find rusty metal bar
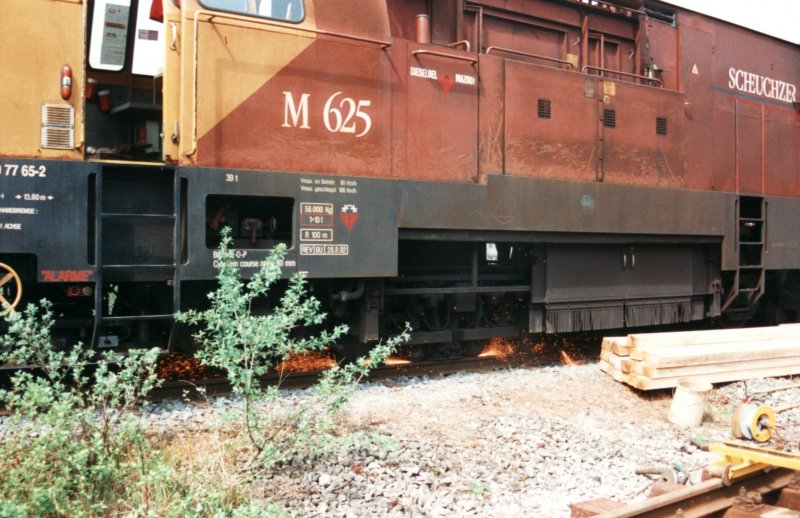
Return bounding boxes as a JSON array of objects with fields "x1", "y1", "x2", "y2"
[
  {"x1": 582, "y1": 65, "x2": 662, "y2": 86},
  {"x1": 634, "y1": 17, "x2": 642, "y2": 80},
  {"x1": 485, "y1": 46, "x2": 575, "y2": 69},
  {"x1": 412, "y1": 50, "x2": 478, "y2": 65},
  {"x1": 580, "y1": 14, "x2": 588, "y2": 71},
  {"x1": 594, "y1": 469, "x2": 795, "y2": 518}
]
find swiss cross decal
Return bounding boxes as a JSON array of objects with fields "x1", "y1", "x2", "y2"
[{"x1": 339, "y1": 204, "x2": 359, "y2": 230}]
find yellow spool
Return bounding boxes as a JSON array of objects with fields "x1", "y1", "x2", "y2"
[{"x1": 735, "y1": 404, "x2": 776, "y2": 442}]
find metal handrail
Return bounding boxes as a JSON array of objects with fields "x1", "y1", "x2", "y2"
[
  {"x1": 412, "y1": 49, "x2": 478, "y2": 65},
  {"x1": 582, "y1": 65, "x2": 662, "y2": 86},
  {"x1": 192, "y1": 9, "x2": 391, "y2": 48},
  {"x1": 447, "y1": 40, "x2": 471, "y2": 52},
  {"x1": 183, "y1": 9, "x2": 392, "y2": 158},
  {"x1": 485, "y1": 46, "x2": 574, "y2": 69}
]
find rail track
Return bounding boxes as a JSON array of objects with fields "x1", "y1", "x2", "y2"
[
  {"x1": 592, "y1": 469, "x2": 800, "y2": 517},
  {"x1": 149, "y1": 354, "x2": 516, "y2": 401}
]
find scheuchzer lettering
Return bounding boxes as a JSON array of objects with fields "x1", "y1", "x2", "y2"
[{"x1": 728, "y1": 68, "x2": 797, "y2": 103}]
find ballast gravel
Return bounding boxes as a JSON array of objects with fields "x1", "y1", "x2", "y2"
[
  {"x1": 7, "y1": 361, "x2": 799, "y2": 516},
  {"x1": 139, "y1": 362, "x2": 800, "y2": 516}
]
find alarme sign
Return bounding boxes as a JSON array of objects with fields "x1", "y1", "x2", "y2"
[{"x1": 728, "y1": 67, "x2": 797, "y2": 103}]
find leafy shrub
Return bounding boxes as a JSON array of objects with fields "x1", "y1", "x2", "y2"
[
  {"x1": 0, "y1": 301, "x2": 175, "y2": 516},
  {"x1": 0, "y1": 302, "x2": 275, "y2": 517},
  {"x1": 178, "y1": 229, "x2": 409, "y2": 471},
  {"x1": 0, "y1": 229, "x2": 408, "y2": 515}
]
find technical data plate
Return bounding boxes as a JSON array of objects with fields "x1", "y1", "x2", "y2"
[
  {"x1": 0, "y1": 158, "x2": 96, "y2": 283},
  {"x1": 180, "y1": 167, "x2": 399, "y2": 280}
]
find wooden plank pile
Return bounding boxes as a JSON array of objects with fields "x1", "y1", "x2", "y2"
[{"x1": 599, "y1": 324, "x2": 800, "y2": 390}]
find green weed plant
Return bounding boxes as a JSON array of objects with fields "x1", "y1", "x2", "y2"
[
  {"x1": 0, "y1": 229, "x2": 407, "y2": 515},
  {"x1": 178, "y1": 229, "x2": 409, "y2": 472},
  {"x1": 0, "y1": 301, "x2": 181, "y2": 516}
]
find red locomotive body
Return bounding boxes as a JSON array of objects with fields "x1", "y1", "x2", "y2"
[{"x1": 0, "y1": 0, "x2": 798, "y2": 359}]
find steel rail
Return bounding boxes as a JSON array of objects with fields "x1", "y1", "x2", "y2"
[
  {"x1": 149, "y1": 355, "x2": 511, "y2": 401},
  {"x1": 594, "y1": 468, "x2": 795, "y2": 518}
]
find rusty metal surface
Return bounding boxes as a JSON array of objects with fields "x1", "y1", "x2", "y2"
[
  {"x1": 400, "y1": 40, "x2": 479, "y2": 181},
  {"x1": 315, "y1": 0, "x2": 391, "y2": 43},
  {"x1": 594, "y1": 468, "x2": 795, "y2": 518},
  {"x1": 397, "y1": 173, "x2": 733, "y2": 239},
  {"x1": 680, "y1": 24, "x2": 716, "y2": 191},
  {"x1": 196, "y1": 35, "x2": 393, "y2": 177},
  {"x1": 602, "y1": 80, "x2": 685, "y2": 188},
  {"x1": 502, "y1": 63, "x2": 597, "y2": 181}
]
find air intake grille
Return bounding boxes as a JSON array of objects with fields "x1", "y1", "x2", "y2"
[
  {"x1": 537, "y1": 99, "x2": 552, "y2": 119},
  {"x1": 656, "y1": 117, "x2": 668, "y2": 136},
  {"x1": 41, "y1": 104, "x2": 74, "y2": 149},
  {"x1": 603, "y1": 109, "x2": 616, "y2": 128}
]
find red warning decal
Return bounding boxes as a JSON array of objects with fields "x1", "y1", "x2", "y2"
[
  {"x1": 339, "y1": 204, "x2": 360, "y2": 230},
  {"x1": 438, "y1": 72, "x2": 455, "y2": 92},
  {"x1": 41, "y1": 269, "x2": 93, "y2": 282}
]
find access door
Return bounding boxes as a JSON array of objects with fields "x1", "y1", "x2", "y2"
[{"x1": 167, "y1": 0, "x2": 393, "y2": 177}]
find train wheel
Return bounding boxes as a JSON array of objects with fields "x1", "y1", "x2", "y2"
[{"x1": 0, "y1": 262, "x2": 23, "y2": 316}]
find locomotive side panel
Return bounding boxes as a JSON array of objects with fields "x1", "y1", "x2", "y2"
[
  {"x1": 601, "y1": 80, "x2": 685, "y2": 188},
  {"x1": 679, "y1": 23, "x2": 716, "y2": 191},
  {"x1": 502, "y1": 64, "x2": 597, "y2": 182},
  {"x1": 477, "y1": 54, "x2": 505, "y2": 180},
  {"x1": 0, "y1": 0, "x2": 85, "y2": 160},
  {"x1": 189, "y1": 12, "x2": 394, "y2": 177},
  {"x1": 764, "y1": 108, "x2": 800, "y2": 197},
  {"x1": 0, "y1": 159, "x2": 95, "y2": 278},
  {"x1": 394, "y1": 39, "x2": 479, "y2": 182},
  {"x1": 686, "y1": 11, "x2": 800, "y2": 197}
]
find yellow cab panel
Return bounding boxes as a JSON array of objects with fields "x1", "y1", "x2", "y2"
[{"x1": 0, "y1": 0, "x2": 85, "y2": 160}]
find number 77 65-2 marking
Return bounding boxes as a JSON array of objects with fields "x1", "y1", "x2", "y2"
[{"x1": 3, "y1": 164, "x2": 48, "y2": 177}]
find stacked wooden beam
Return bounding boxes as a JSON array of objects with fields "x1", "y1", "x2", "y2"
[{"x1": 600, "y1": 324, "x2": 800, "y2": 390}]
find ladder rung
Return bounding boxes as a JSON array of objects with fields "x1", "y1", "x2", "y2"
[
  {"x1": 101, "y1": 213, "x2": 176, "y2": 219},
  {"x1": 101, "y1": 314, "x2": 174, "y2": 323},
  {"x1": 102, "y1": 266, "x2": 176, "y2": 269}
]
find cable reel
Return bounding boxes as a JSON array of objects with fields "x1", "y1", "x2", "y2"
[{"x1": 731, "y1": 403, "x2": 776, "y2": 443}]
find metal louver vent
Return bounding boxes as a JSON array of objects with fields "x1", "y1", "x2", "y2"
[
  {"x1": 603, "y1": 109, "x2": 616, "y2": 128},
  {"x1": 656, "y1": 117, "x2": 668, "y2": 136},
  {"x1": 41, "y1": 103, "x2": 75, "y2": 149},
  {"x1": 537, "y1": 99, "x2": 552, "y2": 119}
]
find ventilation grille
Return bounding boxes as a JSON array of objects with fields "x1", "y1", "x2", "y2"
[
  {"x1": 656, "y1": 117, "x2": 668, "y2": 136},
  {"x1": 625, "y1": 299, "x2": 690, "y2": 327},
  {"x1": 41, "y1": 104, "x2": 75, "y2": 150},
  {"x1": 545, "y1": 302, "x2": 624, "y2": 333},
  {"x1": 537, "y1": 99, "x2": 552, "y2": 119},
  {"x1": 603, "y1": 109, "x2": 616, "y2": 128}
]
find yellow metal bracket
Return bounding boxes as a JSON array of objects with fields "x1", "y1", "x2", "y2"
[{"x1": 709, "y1": 441, "x2": 800, "y2": 485}]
